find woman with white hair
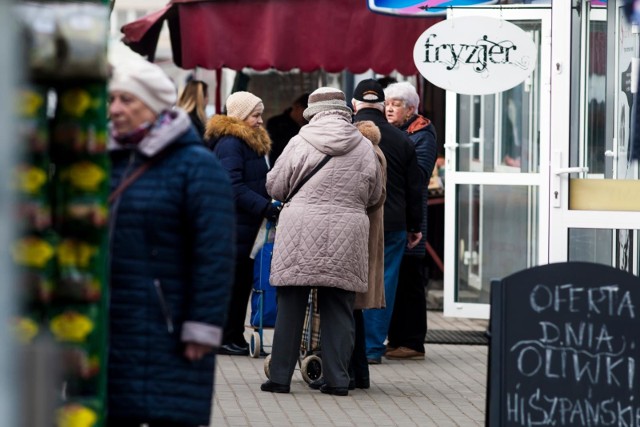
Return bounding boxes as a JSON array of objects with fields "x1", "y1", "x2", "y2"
[
  {"x1": 108, "y1": 58, "x2": 235, "y2": 426},
  {"x1": 383, "y1": 81, "x2": 438, "y2": 361},
  {"x1": 261, "y1": 87, "x2": 384, "y2": 396}
]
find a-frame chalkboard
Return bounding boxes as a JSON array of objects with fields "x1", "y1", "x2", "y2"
[{"x1": 487, "y1": 262, "x2": 640, "y2": 427}]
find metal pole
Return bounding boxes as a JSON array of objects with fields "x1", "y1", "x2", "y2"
[
  {"x1": 0, "y1": 0, "x2": 19, "y2": 424},
  {"x1": 604, "y1": 0, "x2": 617, "y2": 178}
]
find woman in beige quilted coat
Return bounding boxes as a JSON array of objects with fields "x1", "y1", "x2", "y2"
[{"x1": 260, "y1": 87, "x2": 384, "y2": 396}]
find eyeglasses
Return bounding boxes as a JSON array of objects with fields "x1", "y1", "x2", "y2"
[{"x1": 385, "y1": 100, "x2": 406, "y2": 108}]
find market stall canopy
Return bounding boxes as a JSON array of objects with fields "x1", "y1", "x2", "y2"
[{"x1": 121, "y1": 0, "x2": 441, "y2": 75}]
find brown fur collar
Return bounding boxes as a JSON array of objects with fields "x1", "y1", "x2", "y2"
[
  {"x1": 355, "y1": 120, "x2": 381, "y2": 146},
  {"x1": 205, "y1": 115, "x2": 271, "y2": 156}
]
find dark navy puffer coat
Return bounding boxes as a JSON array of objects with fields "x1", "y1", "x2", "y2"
[
  {"x1": 402, "y1": 114, "x2": 438, "y2": 257},
  {"x1": 205, "y1": 115, "x2": 272, "y2": 259},
  {"x1": 108, "y1": 110, "x2": 235, "y2": 425}
]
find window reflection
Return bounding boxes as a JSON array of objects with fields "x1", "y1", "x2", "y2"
[
  {"x1": 455, "y1": 21, "x2": 540, "y2": 174},
  {"x1": 569, "y1": 228, "x2": 637, "y2": 275},
  {"x1": 586, "y1": 21, "x2": 607, "y2": 176},
  {"x1": 501, "y1": 87, "x2": 523, "y2": 168},
  {"x1": 456, "y1": 184, "x2": 538, "y2": 304}
]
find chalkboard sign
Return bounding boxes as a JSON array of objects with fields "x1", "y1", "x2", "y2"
[{"x1": 487, "y1": 262, "x2": 640, "y2": 427}]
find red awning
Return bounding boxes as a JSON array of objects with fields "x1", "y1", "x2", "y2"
[{"x1": 121, "y1": 0, "x2": 441, "y2": 75}]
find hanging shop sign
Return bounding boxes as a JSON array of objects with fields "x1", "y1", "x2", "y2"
[
  {"x1": 367, "y1": 0, "x2": 497, "y2": 16},
  {"x1": 413, "y1": 16, "x2": 537, "y2": 95}
]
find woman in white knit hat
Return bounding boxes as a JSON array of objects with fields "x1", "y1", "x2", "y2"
[
  {"x1": 261, "y1": 87, "x2": 384, "y2": 396},
  {"x1": 107, "y1": 58, "x2": 235, "y2": 426},
  {"x1": 205, "y1": 91, "x2": 280, "y2": 356}
]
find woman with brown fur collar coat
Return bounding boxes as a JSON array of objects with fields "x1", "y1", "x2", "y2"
[{"x1": 205, "y1": 91, "x2": 278, "y2": 355}]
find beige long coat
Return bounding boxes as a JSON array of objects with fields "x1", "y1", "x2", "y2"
[
  {"x1": 354, "y1": 121, "x2": 387, "y2": 309},
  {"x1": 266, "y1": 111, "x2": 384, "y2": 292}
]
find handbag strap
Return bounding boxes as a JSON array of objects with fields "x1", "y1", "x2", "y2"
[
  {"x1": 108, "y1": 152, "x2": 166, "y2": 204},
  {"x1": 284, "y1": 154, "x2": 332, "y2": 204}
]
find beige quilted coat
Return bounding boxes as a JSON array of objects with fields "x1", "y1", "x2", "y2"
[{"x1": 266, "y1": 112, "x2": 384, "y2": 292}]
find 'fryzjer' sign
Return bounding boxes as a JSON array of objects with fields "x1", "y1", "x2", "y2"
[{"x1": 413, "y1": 16, "x2": 537, "y2": 95}]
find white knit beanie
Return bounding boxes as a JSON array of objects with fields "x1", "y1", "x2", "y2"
[
  {"x1": 109, "y1": 59, "x2": 176, "y2": 114},
  {"x1": 226, "y1": 91, "x2": 263, "y2": 120},
  {"x1": 303, "y1": 87, "x2": 352, "y2": 121}
]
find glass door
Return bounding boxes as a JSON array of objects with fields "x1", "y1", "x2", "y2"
[
  {"x1": 444, "y1": 6, "x2": 551, "y2": 319},
  {"x1": 549, "y1": 0, "x2": 640, "y2": 275}
]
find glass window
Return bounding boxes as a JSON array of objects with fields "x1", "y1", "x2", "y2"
[
  {"x1": 455, "y1": 184, "x2": 538, "y2": 304},
  {"x1": 569, "y1": 228, "x2": 637, "y2": 273},
  {"x1": 585, "y1": 21, "x2": 607, "y2": 176},
  {"x1": 455, "y1": 21, "x2": 541, "y2": 174}
]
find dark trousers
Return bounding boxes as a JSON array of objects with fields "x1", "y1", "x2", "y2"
[
  {"x1": 387, "y1": 255, "x2": 427, "y2": 353},
  {"x1": 223, "y1": 256, "x2": 254, "y2": 346},
  {"x1": 270, "y1": 286, "x2": 355, "y2": 388},
  {"x1": 106, "y1": 420, "x2": 195, "y2": 427},
  {"x1": 349, "y1": 309, "x2": 369, "y2": 383}
]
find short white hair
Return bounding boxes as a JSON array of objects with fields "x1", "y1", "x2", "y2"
[{"x1": 384, "y1": 82, "x2": 420, "y2": 110}]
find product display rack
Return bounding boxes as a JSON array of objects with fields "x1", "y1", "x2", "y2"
[{"x1": 12, "y1": 1, "x2": 111, "y2": 426}]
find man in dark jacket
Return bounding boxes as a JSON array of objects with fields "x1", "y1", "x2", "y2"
[
  {"x1": 266, "y1": 93, "x2": 309, "y2": 166},
  {"x1": 352, "y1": 79, "x2": 424, "y2": 365}
]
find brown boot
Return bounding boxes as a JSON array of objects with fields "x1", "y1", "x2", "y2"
[{"x1": 384, "y1": 347, "x2": 425, "y2": 360}]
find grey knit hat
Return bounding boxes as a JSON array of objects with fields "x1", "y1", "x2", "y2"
[
  {"x1": 226, "y1": 91, "x2": 263, "y2": 120},
  {"x1": 303, "y1": 87, "x2": 352, "y2": 121}
]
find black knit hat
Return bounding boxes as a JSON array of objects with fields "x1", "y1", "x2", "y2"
[{"x1": 353, "y1": 79, "x2": 385, "y2": 103}]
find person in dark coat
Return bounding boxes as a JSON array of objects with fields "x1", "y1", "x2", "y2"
[
  {"x1": 384, "y1": 81, "x2": 438, "y2": 361},
  {"x1": 107, "y1": 58, "x2": 235, "y2": 426},
  {"x1": 177, "y1": 79, "x2": 209, "y2": 139},
  {"x1": 205, "y1": 91, "x2": 280, "y2": 356},
  {"x1": 266, "y1": 93, "x2": 309, "y2": 165},
  {"x1": 352, "y1": 79, "x2": 424, "y2": 365}
]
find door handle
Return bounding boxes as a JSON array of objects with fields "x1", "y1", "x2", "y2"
[
  {"x1": 444, "y1": 142, "x2": 473, "y2": 150},
  {"x1": 551, "y1": 151, "x2": 588, "y2": 208},
  {"x1": 554, "y1": 166, "x2": 589, "y2": 175}
]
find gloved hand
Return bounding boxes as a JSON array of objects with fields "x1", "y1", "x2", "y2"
[{"x1": 264, "y1": 200, "x2": 283, "y2": 223}]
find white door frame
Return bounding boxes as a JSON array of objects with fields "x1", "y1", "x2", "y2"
[
  {"x1": 443, "y1": 6, "x2": 552, "y2": 319},
  {"x1": 548, "y1": 1, "x2": 640, "y2": 263}
]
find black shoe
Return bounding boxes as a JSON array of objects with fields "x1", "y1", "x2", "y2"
[
  {"x1": 312, "y1": 377, "x2": 354, "y2": 391},
  {"x1": 234, "y1": 341, "x2": 249, "y2": 350},
  {"x1": 218, "y1": 343, "x2": 249, "y2": 356},
  {"x1": 309, "y1": 378, "x2": 325, "y2": 390},
  {"x1": 320, "y1": 384, "x2": 349, "y2": 396},
  {"x1": 354, "y1": 378, "x2": 370, "y2": 389},
  {"x1": 260, "y1": 380, "x2": 290, "y2": 393}
]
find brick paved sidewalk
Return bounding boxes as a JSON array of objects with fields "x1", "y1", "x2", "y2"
[{"x1": 210, "y1": 311, "x2": 489, "y2": 426}]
